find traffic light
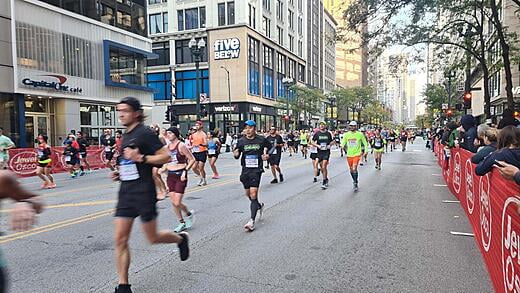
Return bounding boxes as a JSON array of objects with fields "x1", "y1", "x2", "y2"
[
  {"x1": 165, "y1": 105, "x2": 173, "y2": 122},
  {"x1": 200, "y1": 105, "x2": 208, "y2": 117},
  {"x1": 446, "y1": 109, "x2": 453, "y2": 117},
  {"x1": 283, "y1": 115, "x2": 289, "y2": 121},
  {"x1": 463, "y1": 92, "x2": 472, "y2": 109}
]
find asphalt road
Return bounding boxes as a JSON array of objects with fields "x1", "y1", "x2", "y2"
[{"x1": 1, "y1": 138, "x2": 492, "y2": 292}]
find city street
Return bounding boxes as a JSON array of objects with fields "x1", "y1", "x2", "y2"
[{"x1": 1, "y1": 139, "x2": 492, "y2": 292}]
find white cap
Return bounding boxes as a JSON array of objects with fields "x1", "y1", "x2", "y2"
[{"x1": 349, "y1": 121, "x2": 358, "y2": 126}]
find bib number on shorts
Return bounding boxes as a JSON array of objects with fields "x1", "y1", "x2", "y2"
[
  {"x1": 119, "y1": 159, "x2": 140, "y2": 181},
  {"x1": 245, "y1": 155, "x2": 259, "y2": 168},
  {"x1": 208, "y1": 149, "x2": 216, "y2": 155}
]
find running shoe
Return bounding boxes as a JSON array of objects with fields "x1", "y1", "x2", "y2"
[
  {"x1": 321, "y1": 180, "x2": 327, "y2": 190},
  {"x1": 279, "y1": 174, "x2": 284, "y2": 182},
  {"x1": 79, "y1": 171, "x2": 86, "y2": 176},
  {"x1": 270, "y1": 178, "x2": 278, "y2": 184},
  {"x1": 46, "y1": 182, "x2": 57, "y2": 189},
  {"x1": 114, "y1": 284, "x2": 132, "y2": 293},
  {"x1": 197, "y1": 178, "x2": 203, "y2": 186},
  {"x1": 212, "y1": 174, "x2": 220, "y2": 179},
  {"x1": 360, "y1": 162, "x2": 364, "y2": 166},
  {"x1": 324, "y1": 179, "x2": 329, "y2": 188},
  {"x1": 313, "y1": 177, "x2": 317, "y2": 183},
  {"x1": 354, "y1": 183, "x2": 359, "y2": 192},
  {"x1": 177, "y1": 232, "x2": 190, "y2": 261},
  {"x1": 185, "y1": 211, "x2": 194, "y2": 229},
  {"x1": 244, "y1": 219, "x2": 255, "y2": 231},
  {"x1": 258, "y1": 203, "x2": 265, "y2": 221},
  {"x1": 40, "y1": 181, "x2": 48, "y2": 189},
  {"x1": 202, "y1": 178, "x2": 207, "y2": 186},
  {"x1": 174, "y1": 222, "x2": 187, "y2": 233}
]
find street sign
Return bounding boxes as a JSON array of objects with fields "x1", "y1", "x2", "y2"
[
  {"x1": 200, "y1": 93, "x2": 209, "y2": 103},
  {"x1": 442, "y1": 103, "x2": 448, "y2": 110}
]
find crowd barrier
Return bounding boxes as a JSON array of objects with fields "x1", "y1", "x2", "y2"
[
  {"x1": 7, "y1": 147, "x2": 116, "y2": 177},
  {"x1": 435, "y1": 141, "x2": 520, "y2": 292}
]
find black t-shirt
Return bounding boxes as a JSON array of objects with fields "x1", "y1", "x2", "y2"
[
  {"x1": 236, "y1": 135, "x2": 271, "y2": 171},
  {"x1": 63, "y1": 146, "x2": 78, "y2": 158},
  {"x1": 77, "y1": 138, "x2": 89, "y2": 153},
  {"x1": 287, "y1": 133, "x2": 295, "y2": 142},
  {"x1": 312, "y1": 131, "x2": 333, "y2": 152},
  {"x1": 372, "y1": 137, "x2": 385, "y2": 150},
  {"x1": 101, "y1": 136, "x2": 115, "y2": 152},
  {"x1": 118, "y1": 124, "x2": 164, "y2": 195},
  {"x1": 266, "y1": 134, "x2": 283, "y2": 156}
]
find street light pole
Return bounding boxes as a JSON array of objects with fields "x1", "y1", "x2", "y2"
[
  {"x1": 221, "y1": 66, "x2": 232, "y2": 135},
  {"x1": 282, "y1": 77, "x2": 294, "y2": 131},
  {"x1": 189, "y1": 37, "x2": 206, "y2": 121}
]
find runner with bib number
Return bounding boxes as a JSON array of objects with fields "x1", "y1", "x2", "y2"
[
  {"x1": 341, "y1": 121, "x2": 368, "y2": 191},
  {"x1": 207, "y1": 131, "x2": 221, "y2": 179},
  {"x1": 266, "y1": 126, "x2": 284, "y2": 184},
  {"x1": 370, "y1": 128, "x2": 386, "y2": 170},
  {"x1": 233, "y1": 120, "x2": 271, "y2": 232},
  {"x1": 311, "y1": 122, "x2": 334, "y2": 189}
]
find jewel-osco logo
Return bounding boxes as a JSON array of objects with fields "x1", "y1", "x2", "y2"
[
  {"x1": 453, "y1": 152, "x2": 461, "y2": 194},
  {"x1": 502, "y1": 196, "x2": 520, "y2": 292},
  {"x1": 480, "y1": 174, "x2": 492, "y2": 251},
  {"x1": 465, "y1": 159, "x2": 475, "y2": 214}
]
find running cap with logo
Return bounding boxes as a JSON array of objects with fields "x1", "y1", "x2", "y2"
[
  {"x1": 244, "y1": 120, "x2": 256, "y2": 127},
  {"x1": 118, "y1": 96, "x2": 142, "y2": 112},
  {"x1": 349, "y1": 121, "x2": 358, "y2": 126}
]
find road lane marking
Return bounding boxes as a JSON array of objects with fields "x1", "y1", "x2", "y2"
[
  {"x1": 449, "y1": 231, "x2": 474, "y2": 237},
  {"x1": 442, "y1": 200, "x2": 460, "y2": 203},
  {"x1": 433, "y1": 184, "x2": 448, "y2": 187},
  {"x1": 39, "y1": 183, "x2": 117, "y2": 199},
  {"x1": 0, "y1": 200, "x2": 117, "y2": 213}
]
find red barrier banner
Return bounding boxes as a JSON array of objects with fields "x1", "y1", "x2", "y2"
[
  {"x1": 435, "y1": 142, "x2": 520, "y2": 292},
  {"x1": 7, "y1": 147, "x2": 117, "y2": 177}
]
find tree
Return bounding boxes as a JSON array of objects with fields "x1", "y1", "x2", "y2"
[{"x1": 277, "y1": 85, "x2": 325, "y2": 127}]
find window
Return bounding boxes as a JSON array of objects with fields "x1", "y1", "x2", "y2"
[
  {"x1": 298, "y1": 17, "x2": 303, "y2": 35},
  {"x1": 298, "y1": 40, "x2": 303, "y2": 57},
  {"x1": 276, "y1": 53, "x2": 287, "y2": 98},
  {"x1": 80, "y1": 103, "x2": 124, "y2": 146},
  {"x1": 288, "y1": 10, "x2": 294, "y2": 30},
  {"x1": 248, "y1": 37, "x2": 260, "y2": 95},
  {"x1": 263, "y1": 16, "x2": 271, "y2": 37},
  {"x1": 277, "y1": 26, "x2": 283, "y2": 45},
  {"x1": 148, "y1": 0, "x2": 166, "y2": 4},
  {"x1": 263, "y1": 46, "x2": 275, "y2": 99},
  {"x1": 249, "y1": 4, "x2": 256, "y2": 28},
  {"x1": 177, "y1": 7, "x2": 205, "y2": 31},
  {"x1": 148, "y1": 42, "x2": 170, "y2": 66},
  {"x1": 218, "y1": 3, "x2": 226, "y2": 26},
  {"x1": 276, "y1": 0, "x2": 283, "y2": 20},
  {"x1": 175, "y1": 70, "x2": 209, "y2": 100},
  {"x1": 288, "y1": 59, "x2": 296, "y2": 79},
  {"x1": 289, "y1": 35, "x2": 294, "y2": 52},
  {"x1": 147, "y1": 72, "x2": 172, "y2": 100},
  {"x1": 106, "y1": 42, "x2": 147, "y2": 89},
  {"x1": 149, "y1": 13, "x2": 168, "y2": 34},
  {"x1": 263, "y1": 0, "x2": 271, "y2": 11},
  {"x1": 227, "y1": 2, "x2": 235, "y2": 25},
  {"x1": 298, "y1": 64, "x2": 305, "y2": 82},
  {"x1": 175, "y1": 38, "x2": 208, "y2": 64},
  {"x1": 298, "y1": 0, "x2": 303, "y2": 11}
]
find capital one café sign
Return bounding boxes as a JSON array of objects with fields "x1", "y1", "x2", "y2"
[{"x1": 214, "y1": 38, "x2": 240, "y2": 60}]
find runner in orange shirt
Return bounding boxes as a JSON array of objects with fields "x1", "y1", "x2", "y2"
[{"x1": 190, "y1": 121, "x2": 208, "y2": 186}]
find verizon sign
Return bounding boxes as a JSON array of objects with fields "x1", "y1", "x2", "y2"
[{"x1": 214, "y1": 38, "x2": 240, "y2": 60}]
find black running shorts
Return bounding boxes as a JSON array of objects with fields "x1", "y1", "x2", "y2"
[
  {"x1": 310, "y1": 152, "x2": 318, "y2": 160},
  {"x1": 105, "y1": 151, "x2": 114, "y2": 161},
  {"x1": 317, "y1": 150, "x2": 330, "y2": 162},
  {"x1": 193, "y1": 151, "x2": 208, "y2": 163},
  {"x1": 268, "y1": 154, "x2": 281, "y2": 166},
  {"x1": 115, "y1": 192, "x2": 158, "y2": 223},
  {"x1": 240, "y1": 170, "x2": 262, "y2": 189}
]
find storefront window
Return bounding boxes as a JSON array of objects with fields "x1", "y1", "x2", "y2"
[
  {"x1": 80, "y1": 103, "x2": 124, "y2": 145},
  {"x1": 0, "y1": 94, "x2": 19, "y2": 146}
]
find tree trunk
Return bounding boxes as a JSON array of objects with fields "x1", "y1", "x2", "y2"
[{"x1": 490, "y1": 0, "x2": 515, "y2": 110}]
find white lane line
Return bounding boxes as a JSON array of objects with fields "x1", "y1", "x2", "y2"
[
  {"x1": 434, "y1": 184, "x2": 448, "y2": 187},
  {"x1": 442, "y1": 200, "x2": 460, "y2": 203},
  {"x1": 432, "y1": 174, "x2": 441, "y2": 176},
  {"x1": 450, "y1": 231, "x2": 474, "y2": 237},
  {"x1": 454, "y1": 216, "x2": 460, "y2": 218}
]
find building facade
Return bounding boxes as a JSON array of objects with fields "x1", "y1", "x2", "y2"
[
  {"x1": 147, "y1": 0, "x2": 335, "y2": 133},
  {"x1": 0, "y1": 0, "x2": 156, "y2": 147}
]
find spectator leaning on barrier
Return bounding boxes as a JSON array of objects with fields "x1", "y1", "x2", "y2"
[
  {"x1": 471, "y1": 128, "x2": 498, "y2": 164},
  {"x1": 0, "y1": 127, "x2": 15, "y2": 170},
  {"x1": 498, "y1": 108, "x2": 520, "y2": 129},
  {"x1": 475, "y1": 126, "x2": 520, "y2": 176},
  {"x1": 475, "y1": 123, "x2": 490, "y2": 148},
  {"x1": 458, "y1": 114, "x2": 478, "y2": 153}
]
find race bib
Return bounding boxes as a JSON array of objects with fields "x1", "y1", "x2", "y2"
[
  {"x1": 348, "y1": 139, "x2": 357, "y2": 148},
  {"x1": 375, "y1": 142, "x2": 382, "y2": 148},
  {"x1": 37, "y1": 150, "x2": 44, "y2": 157},
  {"x1": 245, "y1": 155, "x2": 259, "y2": 168},
  {"x1": 65, "y1": 156, "x2": 71, "y2": 162},
  {"x1": 208, "y1": 149, "x2": 216, "y2": 155},
  {"x1": 320, "y1": 143, "x2": 327, "y2": 150},
  {"x1": 105, "y1": 146, "x2": 112, "y2": 152},
  {"x1": 119, "y1": 159, "x2": 140, "y2": 181},
  {"x1": 310, "y1": 147, "x2": 318, "y2": 154},
  {"x1": 169, "y1": 151, "x2": 178, "y2": 164},
  {"x1": 192, "y1": 146, "x2": 200, "y2": 153}
]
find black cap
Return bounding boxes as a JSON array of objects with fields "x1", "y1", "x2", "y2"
[
  {"x1": 118, "y1": 97, "x2": 142, "y2": 112},
  {"x1": 166, "y1": 126, "x2": 180, "y2": 138}
]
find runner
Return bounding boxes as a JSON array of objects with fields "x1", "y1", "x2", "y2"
[
  {"x1": 0, "y1": 127, "x2": 15, "y2": 170},
  {"x1": 233, "y1": 120, "x2": 270, "y2": 231},
  {"x1": 309, "y1": 129, "x2": 321, "y2": 183},
  {"x1": 359, "y1": 128, "x2": 368, "y2": 165},
  {"x1": 36, "y1": 134, "x2": 55, "y2": 189},
  {"x1": 287, "y1": 131, "x2": 295, "y2": 156},
  {"x1": 207, "y1": 131, "x2": 222, "y2": 179},
  {"x1": 299, "y1": 130, "x2": 309, "y2": 159},
  {"x1": 371, "y1": 128, "x2": 386, "y2": 170},
  {"x1": 334, "y1": 130, "x2": 343, "y2": 157},
  {"x1": 266, "y1": 126, "x2": 284, "y2": 184},
  {"x1": 0, "y1": 170, "x2": 44, "y2": 293},
  {"x1": 63, "y1": 139, "x2": 80, "y2": 178},
  {"x1": 381, "y1": 128, "x2": 389, "y2": 153},
  {"x1": 388, "y1": 130, "x2": 397, "y2": 152},
  {"x1": 341, "y1": 121, "x2": 368, "y2": 191},
  {"x1": 190, "y1": 121, "x2": 208, "y2": 186},
  {"x1": 311, "y1": 122, "x2": 334, "y2": 189},
  {"x1": 101, "y1": 129, "x2": 116, "y2": 171},
  {"x1": 152, "y1": 128, "x2": 168, "y2": 201},
  {"x1": 76, "y1": 131, "x2": 91, "y2": 175},
  {"x1": 112, "y1": 97, "x2": 189, "y2": 293},
  {"x1": 399, "y1": 128, "x2": 409, "y2": 152},
  {"x1": 165, "y1": 127, "x2": 196, "y2": 233}
]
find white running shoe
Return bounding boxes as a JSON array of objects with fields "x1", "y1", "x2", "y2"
[{"x1": 244, "y1": 219, "x2": 255, "y2": 231}]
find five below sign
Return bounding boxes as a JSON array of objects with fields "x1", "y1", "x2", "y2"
[{"x1": 214, "y1": 38, "x2": 240, "y2": 60}]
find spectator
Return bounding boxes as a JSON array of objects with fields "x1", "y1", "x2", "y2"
[
  {"x1": 474, "y1": 123, "x2": 490, "y2": 148},
  {"x1": 441, "y1": 122, "x2": 459, "y2": 148},
  {"x1": 225, "y1": 132, "x2": 232, "y2": 152},
  {"x1": 459, "y1": 115, "x2": 478, "y2": 153},
  {"x1": 471, "y1": 128, "x2": 498, "y2": 164},
  {"x1": 0, "y1": 127, "x2": 15, "y2": 170},
  {"x1": 498, "y1": 108, "x2": 520, "y2": 129},
  {"x1": 475, "y1": 126, "x2": 520, "y2": 176}
]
